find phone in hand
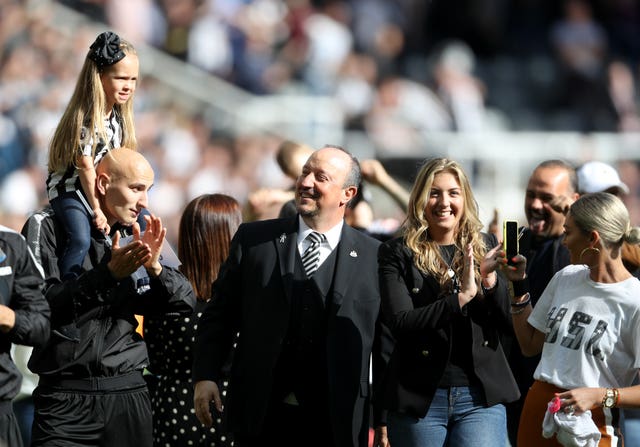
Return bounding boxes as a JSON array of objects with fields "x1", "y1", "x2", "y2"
[{"x1": 503, "y1": 220, "x2": 519, "y2": 266}]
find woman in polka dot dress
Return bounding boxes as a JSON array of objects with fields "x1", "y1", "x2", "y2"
[{"x1": 144, "y1": 194, "x2": 242, "y2": 446}]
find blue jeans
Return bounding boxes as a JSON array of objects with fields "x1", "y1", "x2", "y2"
[
  {"x1": 388, "y1": 386, "x2": 507, "y2": 447},
  {"x1": 50, "y1": 192, "x2": 92, "y2": 279}
]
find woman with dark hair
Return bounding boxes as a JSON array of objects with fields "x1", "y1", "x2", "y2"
[
  {"x1": 144, "y1": 193, "x2": 242, "y2": 446},
  {"x1": 374, "y1": 157, "x2": 519, "y2": 447}
]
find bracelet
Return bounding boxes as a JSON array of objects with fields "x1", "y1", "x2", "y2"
[
  {"x1": 511, "y1": 292, "x2": 531, "y2": 308},
  {"x1": 512, "y1": 277, "x2": 530, "y2": 297},
  {"x1": 510, "y1": 306, "x2": 527, "y2": 315}
]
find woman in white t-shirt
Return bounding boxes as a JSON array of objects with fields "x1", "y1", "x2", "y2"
[{"x1": 505, "y1": 192, "x2": 640, "y2": 446}]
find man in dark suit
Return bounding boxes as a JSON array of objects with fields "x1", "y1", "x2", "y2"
[{"x1": 193, "y1": 145, "x2": 385, "y2": 447}]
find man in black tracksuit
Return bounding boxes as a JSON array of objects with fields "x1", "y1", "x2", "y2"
[
  {"x1": 21, "y1": 149, "x2": 195, "y2": 446},
  {"x1": 0, "y1": 225, "x2": 49, "y2": 447}
]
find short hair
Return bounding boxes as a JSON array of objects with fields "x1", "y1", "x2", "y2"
[
  {"x1": 321, "y1": 144, "x2": 361, "y2": 188},
  {"x1": 535, "y1": 159, "x2": 578, "y2": 194}
]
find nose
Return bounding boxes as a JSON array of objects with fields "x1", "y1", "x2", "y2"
[
  {"x1": 298, "y1": 172, "x2": 313, "y2": 188},
  {"x1": 529, "y1": 196, "x2": 543, "y2": 210},
  {"x1": 138, "y1": 191, "x2": 149, "y2": 209}
]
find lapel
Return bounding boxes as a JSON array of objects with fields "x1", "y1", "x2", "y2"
[
  {"x1": 275, "y1": 217, "x2": 299, "y2": 303},
  {"x1": 331, "y1": 225, "x2": 360, "y2": 307}
]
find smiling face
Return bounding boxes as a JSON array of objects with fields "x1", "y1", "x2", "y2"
[
  {"x1": 425, "y1": 171, "x2": 464, "y2": 244},
  {"x1": 100, "y1": 52, "x2": 139, "y2": 111},
  {"x1": 525, "y1": 166, "x2": 575, "y2": 239},
  {"x1": 295, "y1": 147, "x2": 356, "y2": 230}
]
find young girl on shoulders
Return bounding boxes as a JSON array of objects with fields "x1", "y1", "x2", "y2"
[{"x1": 47, "y1": 31, "x2": 138, "y2": 279}]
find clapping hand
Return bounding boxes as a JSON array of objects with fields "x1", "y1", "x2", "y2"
[
  {"x1": 107, "y1": 224, "x2": 152, "y2": 280},
  {"x1": 458, "y1": 243, "x2": 478, "y2": 307},
  {"x1": 139, "y1": 214, "x2": 166, "y2": 277}
]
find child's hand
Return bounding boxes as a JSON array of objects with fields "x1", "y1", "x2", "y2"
[{"x1": 93, "y1": 208, "x2": 110, "y2": 235}]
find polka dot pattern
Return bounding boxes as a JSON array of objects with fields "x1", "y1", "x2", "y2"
[{"x1": 145, "y1": 303, "x2": 233, "y2": 446}]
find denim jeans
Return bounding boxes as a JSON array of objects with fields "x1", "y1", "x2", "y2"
[
  {"x1": 388, "y1": 386, "x2": 507, "y2": 447},
  {"x1": 50, "y1": 192, "x2": 92, "y2": 279}
]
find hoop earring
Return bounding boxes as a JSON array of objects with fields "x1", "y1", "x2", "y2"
[{"x1": 579, "y1": 246, "x2": 601, "y2": 269}]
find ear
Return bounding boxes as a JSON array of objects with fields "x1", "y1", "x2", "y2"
[
  {"x1": 342, "y1": 185, "x2": 357, "y2": 206},
  {"x1": 96, "y1": 172, "x2": 110, "y2": 195},
  {"x1": 590, "y1": 229, "x2": 601, "y2": 247}
]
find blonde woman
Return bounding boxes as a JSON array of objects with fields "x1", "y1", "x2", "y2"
[
  {"x1": 47, "y1": 31, "x2": 138, "y2": 279},
  {"x1": 507, "y1": 192, "x2": 640, "y2": 446},
  {"x1": 374, "y1": 158, "x2": 518, "y2": 447}
]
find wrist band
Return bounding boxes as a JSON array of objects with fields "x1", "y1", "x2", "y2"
[
  {"x1": 511, "y1": 292, "x2": 531, "y2": 308},
  {"x1": 512, "y1": 277, "x2": 530, "y2": 297}
]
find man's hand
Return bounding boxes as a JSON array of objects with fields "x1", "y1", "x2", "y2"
[
  {"x1": 194, "y1": 380, "x2": 223, "y2": 427},
  {"x1": 373, "y1": 425, "x2": 391, "y2": 447},
  {"x1": 0, "y1": 305, "x2": 15, "y2": 333},
  {"x1": 107, "y1": 229, "x2": 152, "y2": 280},
  {"x1": 139, "y1": 214, "x2": 166, "y2": 277}
]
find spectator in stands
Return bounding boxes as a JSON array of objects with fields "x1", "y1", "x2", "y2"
[
  {"x1": 505, "y1": 159, "x2": 579, "y2": 445},
  {"x1": 245, "y1": 139, "x2": 313, "y2": 221},
  {"x1": 550, "y1": 0, "x2": 614, "y2": 131},
  {"x1": 507, "y1": 192, "x2": 640, "y2": 446},
  {"x1": 375, "y1": 157, "x2": 518, "y2": 447},
  {"x1": 145, "y1": 193, "x2": 241, "y2": 447}
]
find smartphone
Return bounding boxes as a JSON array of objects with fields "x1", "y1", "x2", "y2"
[{"x1": 503, "y1": 220, "x2": 519, "y2": 266}]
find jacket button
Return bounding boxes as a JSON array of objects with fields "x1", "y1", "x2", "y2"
[
  {"x1": 482, "y1": 340, "x2": 489, "y2": 347},
  {"x1": 421, "y1": 350, "x2": 429, "y2": 357},
  {"x1": 412, "y1": 288, "x2": 420, "y2": 294}
]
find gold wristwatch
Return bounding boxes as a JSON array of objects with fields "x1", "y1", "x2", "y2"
[{"x1": 603, "y1": 388, "x2": 619, "y2": 408}]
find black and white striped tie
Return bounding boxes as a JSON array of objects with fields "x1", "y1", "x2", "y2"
[{"x1": 302, "y1": 232, "x2": 325, "y2": 277}]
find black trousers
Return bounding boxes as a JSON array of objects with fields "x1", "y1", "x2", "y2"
[
  {"x1": 234, "y1": 398, "x2": 334, "y2": 447},
  {"x1": 31, "y1": 373, "x2": 152, "y2": 447},
  {"x1": 0, "y1": 401, "x2": 23, "y2": 447}
]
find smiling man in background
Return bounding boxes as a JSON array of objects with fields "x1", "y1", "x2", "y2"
[{"x1": 505, "y1": 159, "x2": 580, "y2": 445}]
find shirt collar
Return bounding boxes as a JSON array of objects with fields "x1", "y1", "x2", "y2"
[{"x1": 297, "y1": 216, "x2": 343, "y2": 251}]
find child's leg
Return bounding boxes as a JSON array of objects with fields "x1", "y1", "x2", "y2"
[{"x1": 50, "y1": 193, "x2": 92, "y2": 279}]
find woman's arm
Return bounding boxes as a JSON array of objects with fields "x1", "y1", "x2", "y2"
[
  {"x1": 500, "y1": 254, "x2": 546, "y2": 356},
  {"x1": 557, "y1": 384, "x2": 640, "y2": 414},
  {"x1": 378, "y1": 240, "x2": 463, "y2": 335}
]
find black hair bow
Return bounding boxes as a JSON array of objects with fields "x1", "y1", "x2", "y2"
[{"x1": 88, "y1": 31, "x2": 125, "y2": 68}]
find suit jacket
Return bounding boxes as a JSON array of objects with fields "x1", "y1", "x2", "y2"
[
  {"x1": 375, "y1": 234, "x2": 520, "y2": 419},
  {"x1": 193, "y1": 216, "x2": 384, "y2": 447}
]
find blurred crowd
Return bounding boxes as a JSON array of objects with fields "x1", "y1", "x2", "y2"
[{"x1": 2, "y1": 0, "x2": 640, "y2": 244}]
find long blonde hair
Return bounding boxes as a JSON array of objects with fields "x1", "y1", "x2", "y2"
[
  {"x1": 402, "y1": 158, "x2": 486, "y2": 289},
  {"x1": 47, "y1": 39, "x2": 137, "y2": 174}
]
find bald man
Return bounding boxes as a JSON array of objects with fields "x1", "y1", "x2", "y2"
[{"x1": 21, "y1": 148, "x2": 195, "y2": 447}]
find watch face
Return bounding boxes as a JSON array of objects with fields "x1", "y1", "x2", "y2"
[{"x1": 605, "y1": 397, "x2": 615, "y2": 407}]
